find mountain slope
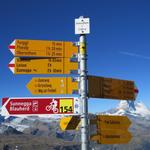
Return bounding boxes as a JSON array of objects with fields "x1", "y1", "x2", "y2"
[
  {"x1": 93, "y1": 101, "x2": 150, "y2": 150},
  {"x1": 0, "y1": 101, "x2": 150, "y2": 149},
  {"x1": 102, "y1": 101, "x2": 150, "y2": 119}
]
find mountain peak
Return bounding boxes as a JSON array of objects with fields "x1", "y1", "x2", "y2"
[
  {"x1": 117, "y1": 101, "x2": 136, "y2": 111},
  {"x1": 104, "y1": 101, "x2": 150, "y2": 119}
]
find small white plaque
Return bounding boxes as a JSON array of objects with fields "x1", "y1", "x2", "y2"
[{"x1": 75, "y1": 18, "x2": 90, "y2": 34}]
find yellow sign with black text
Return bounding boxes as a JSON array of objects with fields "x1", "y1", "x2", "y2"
[
  {"x1": 91, "y1": 129, "x2": 132, "y2": 144},
  {"x1": 27, "y1": 77, "x2": 78, "y2": 95},
  {"x1": 90, "y1": 115, "x2": 132, "y2": 144},
  {"x1": 88, "y1": 75, "x2": 136, "y2": 100},
  {"x1": 90, "y1": 115, "x2": 131, "y2": 130},
  {"x1": 60, "y1": 99, "x2": 73, "y2": 113},
  {"x1": 9, "y1": 39, "x2": 78, "y2": 58},
  {"x1": 9, "y1": 57, "x2": 78, "y2": 74}
]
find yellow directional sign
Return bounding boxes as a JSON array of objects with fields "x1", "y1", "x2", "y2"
[
  {"x1": 27, "y1": 77, "x2": 78, "y2": 95},
  {"x1": 90, "y1": 115, "x2": 131, "y2": 130},
  {"x1": 8, "y1": 57, "x2": 78, "y2": 74},
  {"x1": 88, "y1": 75, "x2": 136, "y2": 100},
  {"x1": 91, "y1": 129, "x2": 132, "y2": 144},
  {"x1": 9, "y1": 39, "x2": 78, "y2": 58},
  {"x1": 60, "y1": 116, "x2": 80, "y2": 131}
]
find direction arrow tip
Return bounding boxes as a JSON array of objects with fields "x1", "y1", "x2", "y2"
[
  {"x1": 134, "y1": 84, "x2": 139, "y2": 99},
  {"x1": 9, "y1": 46, "x2": 15, "y2": 55},
  {"x1": 8, "y1": 59, "x2": 15, "y2": 73},
  {"x1": 8, "y1": 40, "x2": 16, "y2": 55},
  {"x1": 2, "y1": 98, "x2": 9, "y2": 105},
  {"x1": 134, "y1": 88, "x2": 139, "y2": 94}
]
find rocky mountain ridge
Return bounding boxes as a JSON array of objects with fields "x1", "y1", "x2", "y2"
[{"x1": 0, "y1": 101, "x2": 150, "y2": 149}]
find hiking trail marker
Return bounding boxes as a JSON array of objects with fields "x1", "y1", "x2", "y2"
[
  {"x1": 1, "y1": 97, "x2": 81, "y2": 116},
  {"x1": 90, "y1": 115, "x2": 132, "y2": 144},
  {"x1": 91, "y1": 129, "x2": 132, "y2": 144},
  {"x1": 27, "y1": 77, "x2": 78, "y2": 95},
  {"x1": 60, "y1": 115, "x2": 80, "y2": 131},
  {"x1": 8, "y1": 57, "x2": 78, "y2": 74},
  {"x1": 9, "y1": 39, "x2": 78, "y2": 58},
  {"x1": 88, "y1": 75, "x2": 138, "y2": 100},
  {"x1": 5, "y1": 16, "x2": 139, "y2": 150}
]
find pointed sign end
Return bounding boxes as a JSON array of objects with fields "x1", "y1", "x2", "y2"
[
  {"x1": 2, "y1": 98, "x2": 9, "y2": 105},
  {"x1": 8, "y1": 59, "x2": 15, "y2": 74},
  {"x1": 134, "y1": 84, "x2": 139, "y2": 99},
  {"x1": 8, "y1": 40, "x2": 16, "y2": 55}
]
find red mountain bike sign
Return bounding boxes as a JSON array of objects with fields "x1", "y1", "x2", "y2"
[{"x1": 1, "y1": 97, "x2": 81, "y2": 116}]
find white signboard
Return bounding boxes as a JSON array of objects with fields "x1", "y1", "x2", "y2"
[{"x1": 75, "y1": 18, "x2": 90, "y2": 34}]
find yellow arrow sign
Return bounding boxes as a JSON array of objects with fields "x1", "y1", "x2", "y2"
[
  {"x1": 27, "y1": 77, "x2": 78, "y2": 95},
  {"x1": 9, "y1": 39, "x2": 78, "y2": 58},
  {"x1": 60, "y1": 116, "x2": 80, "y2": 131},
  {"x1": 91, "y1": 129, "x2": 132, "y2": 144},
  {"x1": 90, "y1": 115, "x2": 131, "y2": 130},
  {"x1": 88, "y1": 75, "x2": 136, "y2": 100},
  {"x1": 8, "y1": 57, "x2": 78, "y2": 74}
]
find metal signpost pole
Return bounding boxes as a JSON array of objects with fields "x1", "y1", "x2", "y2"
[
  {"x1": 75, "y1": 16, "x2": 90, "y2": 150},
  {"x1": 80, "y1": 34, "x2": 89, "y2": 150}
]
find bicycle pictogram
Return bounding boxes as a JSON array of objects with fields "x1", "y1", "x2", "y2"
[{"x1": 45, "y1": 99, "x2": 59, "y2": 113}]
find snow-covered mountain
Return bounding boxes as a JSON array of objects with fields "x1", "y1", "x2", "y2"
[
  {"x1": 0, "y1": 100, "x2": 150, "y2": 133},
  {"x1": 0, "y1": 115, "x2": 59, "y2": 133},
  {"x1": 0, "y1": 101, "x2": 150, "y2": 149},
  {"x1": 102, "y1": 101, "x2": 150, "y2": 119},
  {"x1": 92, "y1": 101, "x2": 150, "y2": 150}
]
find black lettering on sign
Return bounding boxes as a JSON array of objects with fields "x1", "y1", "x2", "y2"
[
  {"x1": 16, "y1": 64, "x2": 27, "y2": 67},
  {"x1": 38, "y1": 79, "x2": 49, "y2": 82},
  {"x1": 16, "y1": 68, "x2": 31, "y2": 73},
  {"x1": 37, "y1": 84, "x2": 52, "y2": 88},
  {"x1": 16, "y1": 40, "x2": 29, "y2": 50},
  {"x1": 53, "y1": 69, "x2": 62, "y2": 73},
  {"x1": 104, "y1": 135, "x2": 120, "y2": 138},
  {"x1": 60, "y1": 106, "x2": 73, "y2": 113}
]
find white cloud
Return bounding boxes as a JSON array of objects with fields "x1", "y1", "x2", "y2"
[{"x1": 120, "y1": 51, "x2": 150, "y2": 60}]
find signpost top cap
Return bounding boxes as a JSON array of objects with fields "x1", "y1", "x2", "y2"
[{"x1": 75, "y1": 17, "x2": 90, "y2": 35}]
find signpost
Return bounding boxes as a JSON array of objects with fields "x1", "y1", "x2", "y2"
[
  {"x1": 1, "y1": 97, "x2": 81, "y2": 116},
  {"x1": 27, "y1": 77, "x2": 78, "y2": 95},
  {"x1": 88, "y1": 75, "x2": 137, "y2": 100},
  {"x1": 9, "y1": 39, "x2": 78, "y2": 58},
  {"x1": 8, "y1": 57, "x2": 78, "y2": 74},
  {"x1": 98, "y1": 115, "x2": 131, "y2": 129},
  {"x1": 75, "y1": 16, "x2": 90, "y2": 150},
  {"x1": 90, "y1": 115, "x2": 132, "y2": 144},
  {"x1": 90, "y1": 115, "x2": 131, "y2": 130},
  {"x1": 60, "y1": 116, "x2": 80, "y2": 131},
  {"x1": 75, "y1": 18, "x2": 90, "y2": 34},
  {"x1": 5, "y1": 17, "x2": 139, "y2": 150},
  {"x1": 91, "y1": 129, "x2": 132, "y2": 144}
]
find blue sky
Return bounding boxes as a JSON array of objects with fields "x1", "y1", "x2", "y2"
[{"x1": 0, "y1": 0, "x2": 150, "y2": 113}]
